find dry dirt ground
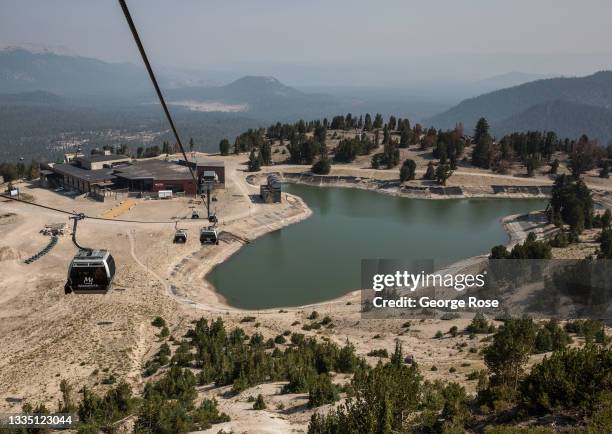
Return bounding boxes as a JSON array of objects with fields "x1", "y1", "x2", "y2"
[{"x1": 0, "y1": 150, "x2": 610, "y2": 433}]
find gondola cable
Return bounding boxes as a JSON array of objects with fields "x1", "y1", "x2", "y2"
[
  {"x1": 117, "y1": 0, "x2": 198, "y2": 188},
  {"x1": 1, "y1": 194, "x2": 177, "y2": 224}
]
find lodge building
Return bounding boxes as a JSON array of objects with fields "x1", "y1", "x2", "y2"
[{"x1": 43, "y1": 154, "x2": 225, "y2": 195}]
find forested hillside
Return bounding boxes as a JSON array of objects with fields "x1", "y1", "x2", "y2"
[
  {"x1": 494, "y1": 100, "x2": 612, "y2": 141},
  {"x1": 427, "y1": 71, "x2": 612, "y2": 142}
]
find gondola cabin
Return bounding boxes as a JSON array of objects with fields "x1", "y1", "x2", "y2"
[
  {"x1": 65, "y1": 249, "x2": 115, "y2": 294},
  {"x1": 200, "y1": 227, "x2": 219, "y2": 245},
  {"x1": 174, "y1": 229, "x2": 187, "y2": 243}
]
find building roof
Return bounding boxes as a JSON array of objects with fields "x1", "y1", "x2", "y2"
[
  {"x1": 52, "y1": 163, "x2": 116, "y2": 183},
  {"x1": 113, "y1": 159, "x2": 194, "y2": 181},
  {"x1": 198, "y1": 160, "x2": 224, "y2": 167},
  {"x1": 181, "y1": 158, "x2": 224, "y2": 167},
  {"x1": 80, "y1": 154, "x2": 130, "y2": 163}
]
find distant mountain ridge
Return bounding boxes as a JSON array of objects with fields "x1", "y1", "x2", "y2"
[
  {"x1": 0, "y1": 47, "x2": 150, "y2": 95},
  {"x1": 426, "y1": 71, "x2": 612, "y2": 142},
  {"x1": 166, "y1": 76, "x2": 305, "y2": 102},
  {"x1": 0, "y1": 90, "x2": 65, "y2": 104},
  {"x1": 472, "y1": 71, "x2": 558, "y2": 93}
]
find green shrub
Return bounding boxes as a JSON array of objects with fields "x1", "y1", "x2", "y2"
[
  {"x1": 308, "y1": 374, "x2": 339, "y2": 407},
  {"x1": 192, "y1": 398, "x2": 230, "y2": 430},
  {"x1": 534, "y1": 319, "x2": 572, "y2": 353},
  {"x1": 483, "y1": 318, "x2": 537, "y2": 391},
  {"x1": 367, "y1": 349, "x2": 389, "y2": 358},
  {"x1": 320, "y1": 316, "x2": 332, "y2": 326},
  {"x1": 466, "y1": 313, "x2": 494, "y2": 334},
  {"x1": 253, "y1": 394, "x2": 267, "y2": 410},
  {"x1": 307, "y1": 311, "x2": 320, "y2": 320},
  {"x1": 151, "y1": 316, "x2": 166, "y2": 328},
  {"x1": 311, "y1": 158, "x2": 331, "y2": 175},
  {"x1": 308, "y1": 360, "x2": 423, "y2": 433},
  {"x1": 290, "y1": 333, "x2": 305, "y2": 346},
  {"x1": 564, "y1": 319, "x2": 606, "y2": 343},
  {"x1": 77, "y1": 382, "x2": 135, "y2": 429},
  {"x1": 521, "y1": 345, "x2": 612, "y2": 415}
]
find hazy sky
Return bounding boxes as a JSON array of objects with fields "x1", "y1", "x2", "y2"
[{"x1": 1, "y1": 0, "x2": 612, "y2": 85}]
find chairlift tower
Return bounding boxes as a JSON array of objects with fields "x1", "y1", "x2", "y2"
[{"x1": 199, "y1": 171, "x2": 218, "y2": 223}]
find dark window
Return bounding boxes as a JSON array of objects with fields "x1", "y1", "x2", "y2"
[
  {"x1": 70, "y1": 265, "x2": 109, "y2": 290},
  {"x1": 106, "y1": 255, "x2": 116, "y2": 278}
]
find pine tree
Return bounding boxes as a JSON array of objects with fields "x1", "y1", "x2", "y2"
[
  {"x1": 382, "y1": 141, "x2": 399, "y2": 168},
  {"x1": 373, "y1": 113, "x2": 384, "y2": 129},
  {"x1": 28, "y1": 160, "x2": 40, "y2": 180},
  {"x1": 383, "y1": 125, "x2": 390, "y2": 144},
  {"x1": 473, "y1": 117, "x2": 490, "y2": 145},
  {"x1": 260, "y1": 141, "x2": 272, "y2": 165},
  {"x1": 219, "y1": 139, "x2": 230, "y2": 156},
  {"x1": 483, "y1": 318, "x2": 537, "y2": 391},
  {"x1": 312, "y1": 157, "x2": 331, "y2": 175},
  {"x1": 472, "y1": 134, "x2": 492, "y2": 169},
  {"x1": 247, "y1": 149, "x2": 262, "y2": 172},
  {"x1": 399, "y1": 159, "x2": 416, "y2": 182},
  {"x1": 600, "y1": 161, "x2": 610, "y2": 178},
  {"x1": 399, "y1": 129, "x2": 411, "y2": 148},
  {"x1": 424, "y1": 161, "x2": 436, "y2": 180},
  {"x1": 390, "y1": 340, "x2": 403, "y2": 367},
  {"x1": 364, "y1": 113, "x2": 372, "y2": 131},
  {"x1": 550, "y1": 159, "x2": 559, "y2": 174},
  {"x1": 253, "y1": 394, "x2": 266, "y2": 410}
]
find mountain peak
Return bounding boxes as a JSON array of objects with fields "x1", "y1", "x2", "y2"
[
  {"x1": 224, "y1": 76, "x2": 300, "y2": 97},
  {"x1": 231, "y1": 75, "x2": 283, "y2": 86}
]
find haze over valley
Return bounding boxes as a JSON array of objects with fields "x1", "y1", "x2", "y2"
[{"x1": 1, "y1": 46, "x2": 612, "y2": 162}]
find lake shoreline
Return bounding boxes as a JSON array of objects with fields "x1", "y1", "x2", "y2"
[
  {"x1": 267, "y1": 171, "x2": 553, "y2": 201},
  {"x1": 199, "y1": 179, "x2": 550, "y2": 311}
]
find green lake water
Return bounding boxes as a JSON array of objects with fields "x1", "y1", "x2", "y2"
[{"x1": 208, "y1": 184, "x2": 547, "y2": 309}]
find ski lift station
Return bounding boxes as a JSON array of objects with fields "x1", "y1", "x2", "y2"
[{"x1": 42, "y1": 155, "x2": 225, "y2": 197}]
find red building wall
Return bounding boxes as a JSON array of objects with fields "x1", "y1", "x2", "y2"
[{"x1": 153, "y1": 179, "x2": 196, "y2": 194}]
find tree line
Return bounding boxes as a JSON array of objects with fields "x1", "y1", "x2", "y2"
[
  {"x1": 0, "y1": 160, "x2": 40, "y2": 183},
  {"x1": 219, "y1": 112, "x2": 612, "y2": 189}
]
